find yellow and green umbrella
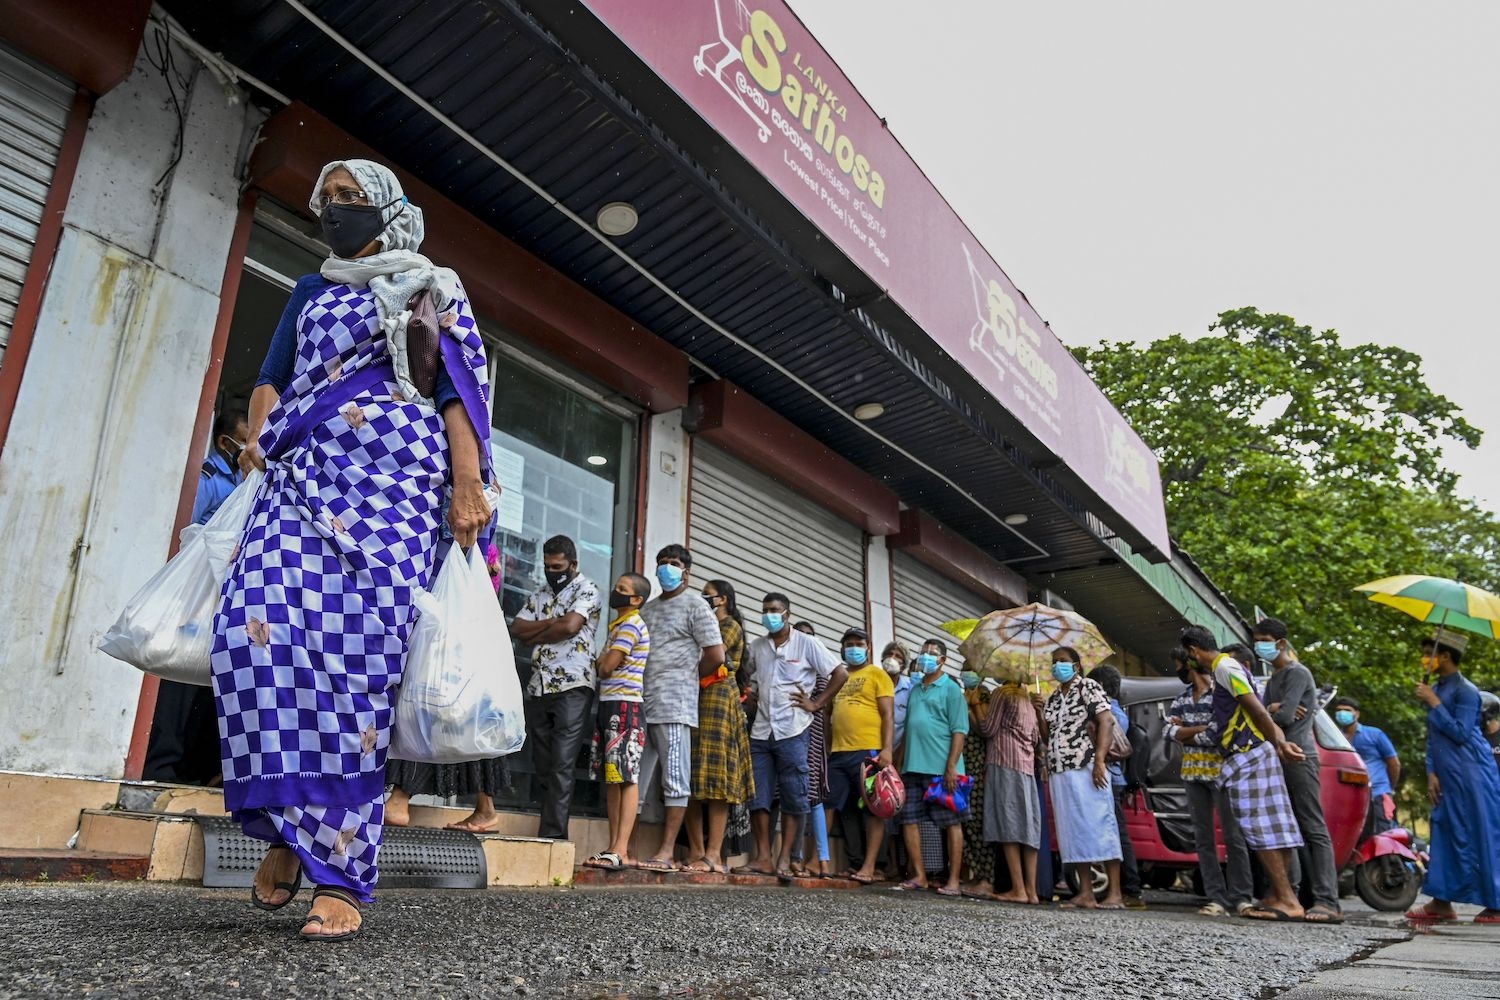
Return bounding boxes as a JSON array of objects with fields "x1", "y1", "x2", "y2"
[{"x1": 1352, "y1": 574, "x2": 1500, "y2": 640}]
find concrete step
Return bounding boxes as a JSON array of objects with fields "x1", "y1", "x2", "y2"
[
  {"x1": 0, "y1": 847, "x2": 149, "y2": 883},
  {"x1": 75, "y1": 807, "x2": 574, "y2": 887},
  {"x1": 0, "y1": 771, "x2": 122, "y2": 850},
  {"x1": 76, "y1": 810, "x2": 204, "y2": 882}
]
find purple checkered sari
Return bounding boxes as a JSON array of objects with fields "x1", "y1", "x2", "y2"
[{"x1": 211, "y1": 278, "x2": 489, "y2": 903}]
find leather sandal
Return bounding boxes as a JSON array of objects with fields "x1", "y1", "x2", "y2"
[
  {"x1": 299, "y1": 886, "x2": 363, "y2": 942},
  {"x1": 250, "y1": 846, "x2": 303, "y2": 912}
]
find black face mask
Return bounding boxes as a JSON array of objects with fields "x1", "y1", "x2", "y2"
[
  {"x1": 608, "y1": 591, "x2": 635, "y2": 610},
  {"x1": 1175, "y1": 667, "x2": 1191, "y2": 684},
  {"x1": 320, "y1": 198, "x2": 404, "y2": 258},
  {"x1": 545, "y1": 568, "x2": 576, "y2": 594}
]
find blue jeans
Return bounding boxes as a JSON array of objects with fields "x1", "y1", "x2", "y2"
[{"x1": 750, "y1": 729, "x2": 812, "y2": 815}]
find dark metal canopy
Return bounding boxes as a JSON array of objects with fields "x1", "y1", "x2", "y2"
[{"x1": 160, "y1": 0, "x2": 1241, "y2": 665}]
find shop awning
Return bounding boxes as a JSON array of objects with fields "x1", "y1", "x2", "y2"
[{"x1": 159, "y1": 0, "x2": 1244, "y2": 665}]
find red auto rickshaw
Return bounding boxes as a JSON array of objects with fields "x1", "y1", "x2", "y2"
[{"x1": 1113, "y1": 677, "x2": 1404, "y2": 906}]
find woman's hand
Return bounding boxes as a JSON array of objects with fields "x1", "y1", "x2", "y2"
[
  {"x1": 239, "y1": 441, "x2": 266, "y2": 474},
  {"x1": 1092, "y1": 759, "x2": 1109, "y2": 789},
  {"x1": 448, "y1": 478, "x2": 489, "y2": 548}
]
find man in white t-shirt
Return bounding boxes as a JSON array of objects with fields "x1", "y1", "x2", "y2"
[{"x1": 735, "y1": 592, "x2": 847, "y2": 879}]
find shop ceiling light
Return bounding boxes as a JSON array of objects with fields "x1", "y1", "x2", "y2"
[
  {"x1": 586, "y1": 455, "x2": 609, "y2": 466},
  {"x1": 853, "y1": 402, "x2": 885, "y2": 421},
  {"x1": 596, "y1": 202, "x2": 639, "y2": 236},
  {"x1": 1003, "y1": 513, "x2": 1029, "y2": 526}
]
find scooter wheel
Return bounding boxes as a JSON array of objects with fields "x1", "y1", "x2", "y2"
[{"x1": 1355, "y1": 855, "x2": 1422, "y2": 912}]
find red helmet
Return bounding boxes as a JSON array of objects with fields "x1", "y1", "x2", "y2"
[{"x1": 861, "y1": 759, "x2": 906, "y2": 820}]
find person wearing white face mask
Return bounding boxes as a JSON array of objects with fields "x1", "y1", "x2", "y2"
[{"x1": 1257, "y1": 617, "x2": 1343, "y2": 923}]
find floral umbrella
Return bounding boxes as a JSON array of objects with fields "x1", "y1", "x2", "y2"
[{"x1": 944, "y1": 603, "x2": 1114, "y2": 685}]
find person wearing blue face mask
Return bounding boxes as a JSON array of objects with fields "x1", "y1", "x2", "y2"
[
  {"x1": 1039, "y1": 646, "x2": 1124, "y2": 909},
  {"x1": 1256, "y1": 617, "x2": 1343, "y2": 924},
  {"x1": 828, "y1": 627, "x2": 895, "y2": 883},
  {"x1": 635, "y1": 545, "x2": 728, "y2": 872},
  {"x1": 1329, "y1": 696, "x2": 1400, "y2": 835},
  {"x1": 737, "y1": 592, "x2": 847, "y2": 880},
  {"x1": 893, "y1": 637, "x2": 971, "y2": 895}
]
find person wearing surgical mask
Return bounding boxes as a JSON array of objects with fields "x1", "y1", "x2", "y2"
[
  {"x1": 141, "y1": 407, "x2": 250, "y2": 787},
  {"x1": 881, "y1": 641, "x2": 913, "y2": 746},
  {"x1": 1038, "y1": 646, "x2": 1124, "y2": 909},
  {"x1": 829, "y1": 628, "x2": 895, "y2": 883},
  {"x1": 737, "y1": 592, "x2": 847, "y2": 880},
  {"x1": 1255, "y1": 617, "x2": 1342, "y2": 923},
  {"x1": 508, "y1": 535, "x2": 603, "y2": 841},
  {"x1": 1329, "y1": 695, "x2": 1400, "y2": 835},
  {"x1": 634, "y1": 544, "x2": 728, "y2": 872},
  {"x1": 893, "y1": 637, "x2": 971, "y2": 895}
]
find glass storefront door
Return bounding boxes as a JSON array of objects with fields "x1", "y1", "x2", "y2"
[{"x1": 486, "y1": 355, "x2": 639, "y2": 818}]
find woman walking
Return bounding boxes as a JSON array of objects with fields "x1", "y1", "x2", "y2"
[
  {"x1": 683, "y1": 580, "x2": 755, "y2": 872},
  {"x1": 219, "y1": 159, "x2": 492, "y2": 941}
]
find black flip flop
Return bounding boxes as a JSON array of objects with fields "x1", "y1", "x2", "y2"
[
  {"x1": 1243, "y1": 905, "x2": 1295, "y2": 922},
  {"x1": 300, "y1": 886, "x2": 363, "y2": 942},
  {"x1": 250, "y1": 846, "x2": 303, "y2": 912}
]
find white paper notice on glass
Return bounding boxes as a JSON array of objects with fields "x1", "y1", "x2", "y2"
[{"x1": 490, "y1": 444, "x2": 526, "y2": 532}]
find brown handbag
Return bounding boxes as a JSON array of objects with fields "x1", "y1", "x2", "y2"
[{"x1": 406, "y1": 289, "x2": 441, "y2": 399}]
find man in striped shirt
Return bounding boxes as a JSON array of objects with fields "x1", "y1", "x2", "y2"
[{"x1": 1165, "y1": 645, "x2": 1253, "y2": 916}]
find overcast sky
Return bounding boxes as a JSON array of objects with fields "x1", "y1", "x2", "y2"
[{"x1": 789, "y1": 1, "x2": 1498, "y2": 513}]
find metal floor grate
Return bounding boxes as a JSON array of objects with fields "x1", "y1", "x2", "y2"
[{"x1": 195, "y1": 815, "x2": 487, "y2": 889}]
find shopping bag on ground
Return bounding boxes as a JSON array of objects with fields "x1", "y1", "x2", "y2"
[
  {"x1": 98, "y1": 470, "x2": 264, "y2": 686},
  {"x1": 390, "y1": 544, "x2": 525, "y2": 763}
]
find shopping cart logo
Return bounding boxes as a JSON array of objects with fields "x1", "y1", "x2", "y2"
[
  {"x1": 694, "y1": 0, "x2": 773, "y2": 143},
  {"x1": 1095, "y1": 406, "x2": 1153, "y2": 497},
  {"x1": 961, "y1": 243, "x2": 1059, "y2": 400}
]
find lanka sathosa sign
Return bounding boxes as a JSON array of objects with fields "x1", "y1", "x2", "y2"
[{"x1": 581, "y1": 0, "x2": 1169, "y2": 555}]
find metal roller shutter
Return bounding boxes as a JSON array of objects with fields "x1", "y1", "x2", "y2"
[
  {"x1": 688, "y1": 444, "x2": 866, "y2": 650},
  {"x1": 0, "y1": 44, "x2": 72, "y2": 370},
  {"x1": 891, "y1": 551, "x2": 1003, "y2": 669}
]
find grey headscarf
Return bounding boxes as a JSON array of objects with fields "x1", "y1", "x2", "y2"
[{"x1": 313, "y1": 158, "x2": 460, "y2": 408}]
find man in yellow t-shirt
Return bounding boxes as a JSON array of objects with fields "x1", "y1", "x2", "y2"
[{"x1": 828, "y1": 627, "x2": 895, "y2": 882}]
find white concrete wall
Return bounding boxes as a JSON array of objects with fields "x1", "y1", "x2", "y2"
[
  {"x1": 866, "y1": 534, "x2": 894, "y2": 647},
  {"x1": 0, "y1": 40, "x2": 261, "y2": 776},
  {"x1": 642, "y1": 409, "x2": 690, "y2": 564}
]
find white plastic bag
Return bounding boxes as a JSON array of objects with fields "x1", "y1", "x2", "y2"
[
  {"x1": 390, "y1": 545, "x2": 525, "y2": 763},
  {"x1": 98, "y1": 470, "x2": 264, "y2": 686}
]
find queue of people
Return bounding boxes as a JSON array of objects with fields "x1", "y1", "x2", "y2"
[{"x1": 190, "y1": 157, "x2": 1496, "y2": 948}]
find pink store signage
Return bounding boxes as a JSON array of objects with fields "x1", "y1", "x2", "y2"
[{"x1": 581, "y1": 0, "x2": 1169, "y2": 554}]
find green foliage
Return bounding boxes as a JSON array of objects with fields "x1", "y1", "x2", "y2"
[{"x1": 1076, "y1": 307, "x2": 1499, "y2": 814}]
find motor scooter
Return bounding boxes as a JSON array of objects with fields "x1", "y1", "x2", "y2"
[{"x1": 1347, "y1": 826, "x2": 1428, "y2": 911}]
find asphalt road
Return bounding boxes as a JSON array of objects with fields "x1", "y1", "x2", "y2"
[{"x1": 0, "y1": 883, "x2": 1408, "y2": 1000}]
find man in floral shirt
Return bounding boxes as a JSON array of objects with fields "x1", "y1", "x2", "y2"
[{"x1": 510, "y1": 535, "x2": 602, "y2": 839}]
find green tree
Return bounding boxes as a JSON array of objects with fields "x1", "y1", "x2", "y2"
[{"x1": 1076, "y1": 307, "x2": 1499, "y2": 814}]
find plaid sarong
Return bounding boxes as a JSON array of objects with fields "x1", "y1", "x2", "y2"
[
  {"x1": 1219, "y1": 740, "x2": 1304, "y2": 852},
  {"x1": 691, "y1": 679, "x2": 753, "y2": 802}
]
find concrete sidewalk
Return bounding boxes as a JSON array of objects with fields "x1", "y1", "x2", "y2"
[{"x1": 1279, "y1": 920, "x2": 1500, "y2": 999}]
